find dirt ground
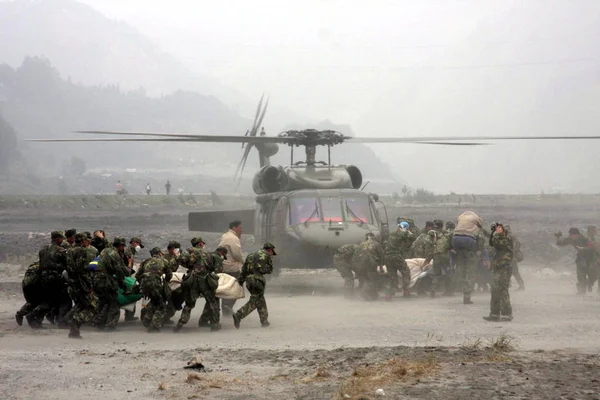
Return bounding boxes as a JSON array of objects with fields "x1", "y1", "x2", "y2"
[{"x1": 1, "y1": 198, "x2": 600, "y2": 399}]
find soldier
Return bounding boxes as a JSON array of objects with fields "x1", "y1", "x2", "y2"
[
  {"x1": 15, "y1": 261, "x2": 42, "y2": 327},
  {"x1": 505, "y1": 225, "x2": 525, "y2": 291},
  {"x1": 66, "y1": 233, "x2": 98, "y2": 338},
  {"x1": 198, "y1": 247, "x2": 229, "y2": 328},
  {"x1": 432, "y1": 224, "x2": 454, "y2": 297},
  {"x1": 586, "y1": 226, "x2": 599, "y2": 292},
  {"x1": 91, "y1": 230, "x2": 110, "y2": 253},
  {"x1": 165, "y1": 180, "x2": 172, "y2": 195},
  {"x1": 484, "y1": 223, "x2": 514, "y2": 322},
  {"x1": 411, "y1": 229, "x2": 437, "y2": 295},
  {"x1": 352, "y1": 233, "x2": 385, "y2": 301},
  {"x1": 556, "y1": 227, "x2": 595, "y2": 294},
  {"x1": 421, "y1": 221, "x2": 435, "y2": 236},
  {"x1": 123, "y1": 237, "x2": 144, "y2": 322},
  {"x1": 384, "y1": 222, "x2": 413, "y2": 299},
  {"x1": 26, "y1": 231, "x2": 68, "y2": 329},
  {"x1": 164, "y1": 241, "x2": 182, "y2": 272},
  {"x1": 173, "y1": 246, "x2": 221, "y2": 332},
  {"x1": 433, "y1": 220, "x2": 445, "y2": 236},
  {"x1": 136, "y1": 247, "x2": 171, "y2": 332},
  {"x1": 451, "y1": 212, "x2": 485, "y2": 304},
  {"x1": 94, "y1": 237, "x2": 129, "y2": 330},
  {"x1": 233, "y1": 243, "x2": 277, "y2": 328},
  {"x1": 333, "y1": 244, "x2": 358, "y2": 298},
  {"x1": 62, "y1": 229, "x2": 77, "y2": 249}
]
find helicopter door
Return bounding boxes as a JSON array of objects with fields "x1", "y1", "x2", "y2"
[
  {"x1": 268, "y1": 197, "x2": 287, "y2": 240},
  {"x1": 375, "y1": 200, "x2": 390, "y2": 243}
]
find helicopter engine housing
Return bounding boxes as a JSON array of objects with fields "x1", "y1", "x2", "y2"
[{"x1": 252, "y1": 164, "x2": 363, "y2": 194}]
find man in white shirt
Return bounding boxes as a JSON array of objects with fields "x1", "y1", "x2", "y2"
[{"x1": 218, "y1": 220, "x2": 245, "y2": 315}]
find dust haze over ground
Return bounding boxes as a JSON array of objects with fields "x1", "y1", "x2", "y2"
[{"x1": 2, "y1": 196, "x2": 600, "y2": 399}]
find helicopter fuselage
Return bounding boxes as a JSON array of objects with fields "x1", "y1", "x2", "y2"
[{"x1": 189, "y1": 187, "x2": 389, "y2": 269}]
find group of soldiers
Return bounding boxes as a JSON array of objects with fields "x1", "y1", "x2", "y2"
[
  {"x1": 15, "y1": 228, "x2": 277, "y2": 339},
  {"x1": 334, "y1": 216, "x2": 525, "y2": 321}
]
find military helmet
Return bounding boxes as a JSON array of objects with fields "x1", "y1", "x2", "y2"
[
  {"x1": 424, "y1": 221, "x2": 435, "y2": 229},
  {"x1": 445, "y1": 221, "x2": 456, "y2": 230},
  {"x1": 263, "y1": 242, "x2": 277, "y2": 255},
  {"x1": 74, "y1": 233, "x2": 87, "y2": 242},
  {"x1": 129, "y1": 237, "x2": 145, "y2": 248},
  {"x1": 150, "y1": 247, "x2": 162, "y2": 256},
  {"x1": 569, "y1": 227, "x2": 580, "y2": 235},
  {"x1": 83, "y1": 231, "x2": 93, "y2": 239},
  {"x1": 190, "y1": 236, "x2": 205, "y2": 246},
  {"x1": 51, "y1": 230, "x2": 64, "y2": 239},
  {"x1": 433, "y1": 220, "x2": 444, "y2": 229},
  {"x1": 365, "y1": 232, "x2": 375, "y2": 239},
  {"x1": 167, "y1": 240, "x2": 181, "y2": 249},
  {"x1": 112, "y1": 237, "x2": 127, "y2": 246},
  {"x1": 214, "y1": 246, "x2": 228, "y2": 260},
  {"x1": 65, "y1": 229, "x2": 77, "y2": 238}
]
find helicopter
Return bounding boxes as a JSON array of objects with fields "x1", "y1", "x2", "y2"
[{"x1": 29, "y1": 96, "x2": 600, "y2": 269}]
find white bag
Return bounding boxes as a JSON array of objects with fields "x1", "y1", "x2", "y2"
[{"x1": 216, "y1": 273, "x2": 245, "y2": 300}]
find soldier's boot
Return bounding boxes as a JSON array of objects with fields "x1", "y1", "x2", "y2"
[
  {"x1": 26, "y1": 314, "x2": 44, "y2": 329},
  {"x1": 68, "y1": 321, "x2": 82, "y2": 339},
  {"x1": 232, "y1": 313, "x2": 241, "y2": 329},
  {"x1": 198, "y1": 318, "x2": 211, "y2": 328},
  {"x1": 210, "y1": 323, "x2": 222, "y2": 332},
  {"x1": 499, "y1": 315, "x2": 513, "y2": 322},
  {"x1": 463, "y1": 295, "x2": 473, "y2": 305},
  {"x1": 147, "y1": 326, "x2": 161, "y2": 333},
  {"x1": 15, "y1": 312, "x2": 24, "y2": 326},
  {"x1": 172, "y1": 323, "x2": 183, "y2": 333},
  {"x1": 261, "y1": 321, "x2": 270, "y2": 328},
  {"x1": 483, "y1": 315, "x2": 500, "y2": 322}
]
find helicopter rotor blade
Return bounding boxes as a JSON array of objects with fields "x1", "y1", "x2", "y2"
[
  {"x1": 234, "y1": 94, "x2": 265, "y2": 179},
  {"x1": 26, "y1": 138, "x2": 205, "y2": 142},
  {"x1": 348, "y1": 135, "x2": 600, "y2": 143},
  {"x1": 234, "y1": 96, "x2": 270, "y2": 192}
]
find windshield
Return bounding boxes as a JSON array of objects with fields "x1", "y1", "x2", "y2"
[
  {"x1": 321, "y1": 196, "x2": 343, "y2": 222},
  {"x1": 344, "y1": 196, "x2": 373, "y2": 224},
  {"x1": 289, "y1": 197, "x2": 319, "y2": 225}
]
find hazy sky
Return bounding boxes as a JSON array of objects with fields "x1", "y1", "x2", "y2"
[{"x1": 70, "y1": 1, "x2": 600, "y2": 193}]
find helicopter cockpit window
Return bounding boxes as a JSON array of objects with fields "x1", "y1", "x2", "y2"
[
  {"x1": 321, "y1": 196, "x2": 343, "y2": 222},
  {"x1": 289, "y1": 197, "x2": 320, "y2": 225},
  {"x1": 344, "y1": 196, "x2": 373, "y2": 224}
]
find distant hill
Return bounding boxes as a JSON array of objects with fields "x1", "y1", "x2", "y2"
[
  {"x1": 0, "y1": 0, "x2": 307, "y2": 130},
  {"x1": 0, "y1": 58, "x2": 402, "y2": 194}
]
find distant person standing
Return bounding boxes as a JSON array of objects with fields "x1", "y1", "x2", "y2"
[
  {"x1": 218, "y1": 221, "x2": 245, "y2": 315},
  {"x1": 165, "y1": 180, "x2": 172, "y2": 195},
  {"x1": 116, "y1": 181, "x2": 123, "y2": 195},
  {"x1": 260, "y1": 127, "x2": 266, "y2": 136},
  {"x1": 145, "y1": 182, "x2": 151, "y2": 196}
]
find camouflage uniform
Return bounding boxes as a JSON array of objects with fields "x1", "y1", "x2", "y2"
[
  {"x1": 136, "y1": 251, "x2": 172, "y2": 331},
  {"x1": 175, "y1": 250, "x2": 221, "y2": 331},
  {"x1": 384, "y1": 229, "x2": 413, "y2": 297},
  {"x1": 411, "y1": 231, "x2": 436, "y2": 294},
  {"x1": 333, "y1": 244, "x2": 358, "y2": 297},
  {"x1": 28, "y1": 235, "x2": 69, "y2": 328},
  {"x1": 198, "y1": 251, "x2": 226, "y2": 327},
  {"x1": 557, "y1": 231, "x2": 595, "y2": 294},
  {"x1": 94, "y1": 244, "x2": 128, "y2": 329},
  {"x1": 234, "y1": 246, "x2": 275, "y2": 327},
  {"x1": 451, "y1": 230, "x2": 485, "y2": 304},
  {"x1": 66, "y1": 235, "x2": 98, "y2": 338},
  {"x1": 432, "y1": 228, "x2": 454, "y2": 296},
  {"x1": 15, "y1": 262, "x2": 42, "y2": 327},
  {"x1": 510, "y1": 234, "x2": 525, "y2": 290},
  {"x1": 586, "y1": 227, "x2": 599, "y2": 291},
  {"x1": 352, "y1": 236, "x2": 385, "y2": 301},
  {"x1": 487, "y1": 231, "x2": 514, "y2": 320}
]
